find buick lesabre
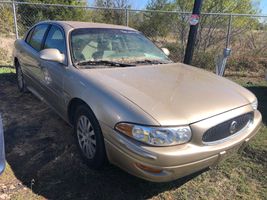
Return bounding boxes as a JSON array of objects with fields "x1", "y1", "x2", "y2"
[{"x1": 13, "y1": 21, "x2": 262, "y2": 182}]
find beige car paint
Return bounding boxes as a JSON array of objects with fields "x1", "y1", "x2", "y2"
[
  {"x1": 81, "y1": 63, "x2": 256, "y2": 126},
  {"x1": 13, "y1": 21, "x2": 262, "y2": 182}
]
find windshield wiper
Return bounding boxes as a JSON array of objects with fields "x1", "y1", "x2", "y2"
[
  {"x1": 76, "y1": 60, "x2": 136, "y2": 68},
  {"x1": 134, "y1": 59, "x2": 170, "y2": 65}
]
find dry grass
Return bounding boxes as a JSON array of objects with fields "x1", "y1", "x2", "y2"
[{"x1": 0, "y1": 36, "x2": 15, "y2": 65}]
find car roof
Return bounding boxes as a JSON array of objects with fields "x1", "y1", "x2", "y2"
[{"x1": 40, "y1": 20, "x2": 137, "y2": 31}]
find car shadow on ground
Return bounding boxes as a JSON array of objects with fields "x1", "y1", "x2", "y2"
[{"x1": 0, "y1": 71, "x2": 207, "y2": 199}]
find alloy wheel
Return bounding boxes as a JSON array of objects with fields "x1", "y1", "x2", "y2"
[{"x1": 76, "y1": 115, "x2": 96, "y2": 159}]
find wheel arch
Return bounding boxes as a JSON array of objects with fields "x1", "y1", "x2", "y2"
[
  {"x1": 14, "y1": 57, "x2": 19, "y2": 68},
  {"x1": 67, "y1": 97, "x2": 93, "y2": 125}
]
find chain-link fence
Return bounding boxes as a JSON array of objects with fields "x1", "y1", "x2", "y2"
[{"x1": 0, "y1": 1, "x2": 267, "y2": 77}]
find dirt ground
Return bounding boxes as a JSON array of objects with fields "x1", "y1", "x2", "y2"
[{"x1": 0, "y1": 70, "x2": 266, "y2": 200}]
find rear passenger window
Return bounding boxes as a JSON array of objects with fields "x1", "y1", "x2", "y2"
[
  {"x1": 44, "y1": 25, "x2": 66, "y2": 55},
  {"x1": 28, "y1": 24, "x2": 49, "y2": 51},
  {"x1": 25, "y1": 28, "x2": 35, "y2": 44}
]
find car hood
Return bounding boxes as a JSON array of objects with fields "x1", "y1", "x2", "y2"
[{"x1": 81, "y1": 63, "x2": 255, "y2": 126}]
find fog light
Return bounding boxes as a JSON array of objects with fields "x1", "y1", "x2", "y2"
[
  {"x1": 251, "y1": 99, "x2": 258, "y2": 110},
  {"x1": 135, "y1": 163, "x2": 162, "y2": 174}
]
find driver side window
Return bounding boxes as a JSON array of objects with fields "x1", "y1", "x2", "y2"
[{"x1": 44, "y1": 25, "x2": 66, "y2": 55}]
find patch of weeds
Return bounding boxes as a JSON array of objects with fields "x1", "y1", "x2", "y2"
[{"x1": 0, "y1": 66, "x2": 15, "y2": 74}]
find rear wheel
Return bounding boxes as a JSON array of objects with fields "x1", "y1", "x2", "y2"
[
  {"x1": 15, "y1": 62, "x2": 27, "y2": 93},
  {"x1": 74, "y1": 105, "x2": 107, "y2": 169}
]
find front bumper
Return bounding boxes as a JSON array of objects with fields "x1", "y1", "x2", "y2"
[{"x1": 102, "y1": 108, "x2": 262, "y2": 182}]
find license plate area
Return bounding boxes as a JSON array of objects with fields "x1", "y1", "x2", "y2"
[
  {"x1": 210, "y1": 143, "x2": 244, "y2": 169},
  {"x1": 219, "y1": 144, "x2": 242, "y2": 162}
]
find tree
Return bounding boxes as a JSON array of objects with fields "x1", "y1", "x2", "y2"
[
  {"x1": 93, "y1": 0, "x2": 130, "y2": 25},
  {"x1": 17, "y1": 0, "x2": 88, "y2": 36},
  {"x1": 138, "y1": 0, "x2": 261, "y2": 62},
  {"x1": 137, "y1": 0, "x2": 173, "y2": 38},
  {"x1": 193, "y1": 0, "x2": 259, "y2": 52}
]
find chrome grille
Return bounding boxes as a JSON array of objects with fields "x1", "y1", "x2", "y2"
[{"x1": 202, "y1": 112, "x2": 253, "y2": 143}]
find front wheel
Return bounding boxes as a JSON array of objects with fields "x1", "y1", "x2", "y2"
[{"x1": 74, "y1": 105, "x2": 107, "y2": 169}]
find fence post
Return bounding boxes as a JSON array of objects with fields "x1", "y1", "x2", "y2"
[
  {"x1": 125, "y1": 7, "x2": 129, "y2": 26},
  {"x1": 12, "y1": 1, "x2": 19, "y2": 39},
  {"x1": 226, "y1": 14, "x2": 233, "y2": 48},
  {"x1": 216, "y1": 14, "x2": 233, "y2": 76}
]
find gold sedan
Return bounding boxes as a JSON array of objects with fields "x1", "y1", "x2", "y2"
[{"x1": 13, "y1": 21, "x2": 261, "y2": 182}]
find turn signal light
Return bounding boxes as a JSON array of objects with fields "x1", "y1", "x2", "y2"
[{"x1": 135, "y1": 163, "x2": 162, "y2": 174}]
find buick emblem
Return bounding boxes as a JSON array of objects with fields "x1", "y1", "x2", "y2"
[{"x1": 229, "y1": 121, "x2": 238, "y2": 134}]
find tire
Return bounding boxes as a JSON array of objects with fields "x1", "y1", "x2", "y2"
[
  {"x1": 15, "y1": 62, "x2": 27, "y2": 93},
  {"x1": 74, "y1": 105, "x2": 107, "y2": 169}
]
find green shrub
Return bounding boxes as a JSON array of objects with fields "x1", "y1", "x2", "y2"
[{"x1": 192, "y1": 51, "x2": 217, "y2": 71}]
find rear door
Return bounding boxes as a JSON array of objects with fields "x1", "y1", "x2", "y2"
[{"x1": 19, "y1": 24, "x2": 50, "y2": 96}]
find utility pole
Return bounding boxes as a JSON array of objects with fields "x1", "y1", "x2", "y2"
[{"x1": 183, "y1": 0, "x2": 203, "y2": 65}]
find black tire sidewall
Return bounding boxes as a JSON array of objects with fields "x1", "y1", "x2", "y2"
[
  {"x1": 15, "y1": 64, "x2": 26, "y2": 93},
  {"x1": 74, "y1": 105, "x2": 107, "y2": 169}
]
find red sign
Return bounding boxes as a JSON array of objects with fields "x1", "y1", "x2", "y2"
[{"x1": 189, "y1": 14, "x2": 200, "y2": 26}]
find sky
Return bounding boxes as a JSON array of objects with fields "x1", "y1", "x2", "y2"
[
  {"x1": 88, "y1": 0, "x2": 267, "y2": 14},
  {"x1": 259, "y1": 0, "x2": 267, "y2": 14},
  {"x1": 130, "y1": 0, "x2": 148, "y2": 9}
]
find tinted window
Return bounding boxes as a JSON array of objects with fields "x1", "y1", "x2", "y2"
[
  {"x1": 26, "y1": 28, "x2": 35, "y2": 44},
  {"x1": 44, "y1": 25, "x2": 66, "y2": 54},
  {"x1": 28, "y1": 24, "x2": 49, "y2": 51}
]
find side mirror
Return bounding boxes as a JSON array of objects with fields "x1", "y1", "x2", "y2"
[
  {"x1": 161, "y1": 48, "x2": 170, "y2": 56},
  {"x1": 40, "y1": 48, "x2": 65, "y2": 64}
]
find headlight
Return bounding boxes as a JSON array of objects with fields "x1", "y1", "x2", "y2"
[
  {"x1": 115, "y1": 123, "x2": 192, "y2": 146},
  {"x1": 251, "y1": 99, "x2": 258, "y2": 110}
]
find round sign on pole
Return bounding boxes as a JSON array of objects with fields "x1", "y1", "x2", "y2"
[{"x1": 189, "y1": 14, "x2": 200, "y2": 26}]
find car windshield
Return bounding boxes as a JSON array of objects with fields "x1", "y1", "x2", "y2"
[{"x1": 70, "y1": 28, "x2": 172, "y2": 67}]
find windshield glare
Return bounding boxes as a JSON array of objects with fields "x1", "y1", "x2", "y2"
[{"x1": 70, "y1": 28, "x2": 171, "y2": 65}]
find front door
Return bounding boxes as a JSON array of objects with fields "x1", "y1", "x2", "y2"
[{"x1": 39, "y1": 25, "x2": 67, "y2": 114}]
